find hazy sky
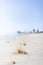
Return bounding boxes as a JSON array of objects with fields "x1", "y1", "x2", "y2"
[{"x1": 0, "y1": 0, "x2": 43, "y2": 35}]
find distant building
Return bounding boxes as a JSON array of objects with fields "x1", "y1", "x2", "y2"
[
  {"x1": 17, "y1": 31, "x2": 21, "y2": 33},
  {"x1": 37, "y1": 29, "x2": 39, "y2": 33},
  {"x1": 33, "y1": 29, "x2": 35, "y2": 33}
]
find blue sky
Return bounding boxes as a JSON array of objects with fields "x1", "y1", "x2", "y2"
[{"x1": 0, "y1": 0, "x2": 43, "y2": 35}]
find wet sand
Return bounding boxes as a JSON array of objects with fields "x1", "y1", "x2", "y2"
[{"x1": 0, "y1": 33, "x2": 43, "y2": 65}]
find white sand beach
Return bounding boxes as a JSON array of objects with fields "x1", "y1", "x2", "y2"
[{"x1": 0, "y1": 33, "x2": 43, "y2": 65}]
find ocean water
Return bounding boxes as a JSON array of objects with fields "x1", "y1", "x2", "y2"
[{"x1": 0, "y1": 33, "x2": 43, "y2": 65}]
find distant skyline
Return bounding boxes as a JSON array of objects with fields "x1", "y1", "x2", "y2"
[{"x1": 0, "y1": 0, "x2": 43, "y2": 35}]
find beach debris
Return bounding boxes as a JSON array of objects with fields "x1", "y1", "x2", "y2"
[
  {"x1": 13, "y1": 49, "x2": 27, "y2": 55},
  {"x1": 17, "y1": 49, "x2": 27, "y2": 54},
  {"x1": 12, "y1": 61, "x2": 16, "y2": 64},
  {"x1": 12, "y1": 41, "x2": 27, "y2": 55},
  {"x1": 23, "y1": 43, "x2": 26, "y2": 46},
  {"x1": 9, "y1": 61, "x2": 16, "y2": 65}
]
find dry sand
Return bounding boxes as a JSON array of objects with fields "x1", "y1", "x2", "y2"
[{"x1": 0, "y1": 33, "x2": 43, "y2": 65}]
